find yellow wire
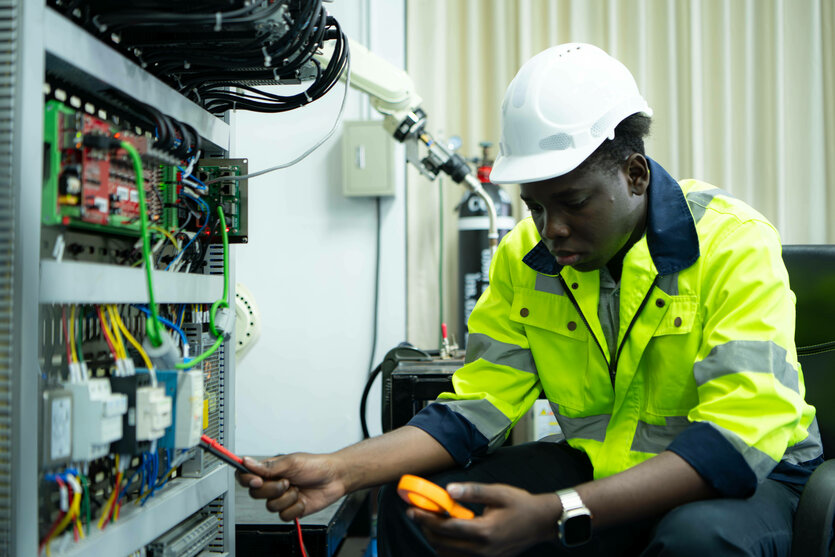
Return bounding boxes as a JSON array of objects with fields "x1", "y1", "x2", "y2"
[
  {"x1": 75, "y1": 517, "x2": 85, "y2": 540},
  {"x1": 46, "y1": 479, "x2": 82, "y2": 549},
  {"x1": 137, "y1": 465, "x2": 177, "y2": 502},
  {"x1": 68, "y1": 305, "x2": 78, "y2": 363},
  {"x1": 97, "y1": 456, "x2": 121, "y2": 529},
  {"x1": 98, "y1": 305, "x2": 121, "y2": 360},
  {"x1": 106, "y1": 306, "x2": 128, "y2": 360},
  {"x1": 150, "y1": 225, "x2": 180, "y2": 252},
  {"x1": 111, "y1": 306, "x2": 153, "y2": 370},
  {"x1": 97, "y1": 487, "x2": 117, "y2": 530}
]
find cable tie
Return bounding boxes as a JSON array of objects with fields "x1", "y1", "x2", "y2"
[
  {"x1": 184, "y1": 60, "x2": 191, "y2": 70},
  {"x1": 214, "y1": 11, "x2": 222, "y2": 31},
  {"x1": 192, "y1": 88, "x2": 201, "y2": 103},
  {"x1": 303, "y1": 91, "x2": 311, "y2": 103},
  {"x1": 262, "y1": 46, "x2": 272, "y2": 67},
  {"x1": 273, "y1": 68, "x2": 280, "y2": 81}
]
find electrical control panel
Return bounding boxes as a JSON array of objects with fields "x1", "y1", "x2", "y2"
[{"x1": 7, "y1": 0, "x2": 340, "y2": 554}]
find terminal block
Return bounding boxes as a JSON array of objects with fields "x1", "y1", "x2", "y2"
[
  {"x1": 111, "y1": 372, "x2": 173, "y2": 452},
  {"x1": 136, "y1": 383, "x2": 173, "y2": 442},
  {"x1": 150, "y1": 369, "x2": 203, "y2": 450},
  {"x1": 41, "y1": 388, "x2": 73, "y2": 468},
  {"x1": 64, "y1": 379, "x2": 128, "y2": 461}
]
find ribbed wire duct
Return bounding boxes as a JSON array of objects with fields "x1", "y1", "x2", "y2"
[{"x1": 0, "y1": 0, "x2": 16, "y2": 553}]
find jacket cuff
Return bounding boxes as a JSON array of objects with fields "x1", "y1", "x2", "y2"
[
  {"x1": 407, "y1": 403, "x2": 489, "y2": 466},
  {"x1": 667, "y1": 421, "x2": 758, "y2": 498}
]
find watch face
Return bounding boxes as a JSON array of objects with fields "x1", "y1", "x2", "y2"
[{"x1": 562, "y1": 513, "x2": 593, "y2": 546}]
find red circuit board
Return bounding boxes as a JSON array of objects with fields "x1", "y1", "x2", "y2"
[{"x1": 44, "y1": 100, "x2": 163, "y2": 235}]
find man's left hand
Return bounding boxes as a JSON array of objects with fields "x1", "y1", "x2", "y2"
[{"x1": 407, "y1": 482, "x2": 562, "y2": 557}]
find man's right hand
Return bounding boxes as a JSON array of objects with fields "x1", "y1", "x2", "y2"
[{"x1": 237, "y1": 453, "x2": 347, "y2": 521}]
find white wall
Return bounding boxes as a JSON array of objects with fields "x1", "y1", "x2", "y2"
[{"x1": 233, "y1": 0, "x2": 406, "y2": 455}]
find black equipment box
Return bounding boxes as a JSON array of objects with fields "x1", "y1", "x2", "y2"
[
  {"x1": 387, "y1": 357, "x2": 464, "y2": 431},
  {"x1": 236, "y1": 481, "x2": 369, "y2": 557}
]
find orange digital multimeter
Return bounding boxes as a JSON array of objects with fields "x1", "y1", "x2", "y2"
[{"x1": 397, "y1": 474, "x2": 475, "y2": 519}]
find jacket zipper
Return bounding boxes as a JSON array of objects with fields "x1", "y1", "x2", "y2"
[{"x1": 558, "y1": 274, "x2": 660, "y2": 388}]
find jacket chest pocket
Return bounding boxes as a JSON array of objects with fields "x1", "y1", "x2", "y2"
[
  {"x1": 510, "y1": 287, "x2": 591, "y2": 411},
  {"x1": 644, "y1": 296, "x2": 701, "y2": 414}
]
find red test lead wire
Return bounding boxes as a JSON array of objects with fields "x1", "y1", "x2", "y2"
[{"x1": 199, "y1": 436, "x2": 310, "y2": 555}]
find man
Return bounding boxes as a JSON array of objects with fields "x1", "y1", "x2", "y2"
[{"x1": 239, "y1": 43, "x2": 822, "y2": 556}]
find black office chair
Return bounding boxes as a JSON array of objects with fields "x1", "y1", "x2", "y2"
[{"x1": 784, "y1": 245, "x2": 835, "y2": 557}]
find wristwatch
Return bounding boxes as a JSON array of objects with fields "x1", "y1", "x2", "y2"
[{"x1": 555, "y1": 488, "x2": 593, "y2": 547}]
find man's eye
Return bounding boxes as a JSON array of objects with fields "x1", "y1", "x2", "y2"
[
  {"x1": 565, "y1": 198, "x2": 590, "y2": 209},
  {"x1": 527, "y1": 204, "x2": 543, "y2": 213}
]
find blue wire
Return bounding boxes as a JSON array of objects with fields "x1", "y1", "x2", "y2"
[
  {"x1": 131, "y1": 304, "x2": 189, "y2": 349},
  {"x1": 142, "y1": 450, "x2": 161, "y2": 506},
  {"x1": 153, "y1": 449, "x2": 174, "y2": 493},
  {"x1": 118, "y1": 466, "x2": 142, "y2": 503},
  {"x1": 180, "y1": 191, "x2": 210, "y2": 215},
  {"x1": 164, "y1": 222, "x2": 207, "y2": 271},
  {"x1": 164, "y1": 191, "x2": 209, "y2": 272},
  {"x1": 178, "y1": 166, "x2": 209, "y2": 191}
]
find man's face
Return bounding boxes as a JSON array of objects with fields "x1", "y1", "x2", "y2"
[{"x1": 520, "y1": 155, "x2": 649, "y2": 272}]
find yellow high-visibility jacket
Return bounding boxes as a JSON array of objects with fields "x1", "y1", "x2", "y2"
[{"x1": 409, "y1": 158, "x2": 821, "y2": 497}]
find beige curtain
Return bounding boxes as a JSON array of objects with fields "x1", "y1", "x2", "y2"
[{"x1": 406, "y1": 0, "x2": 835, "y2": 348}]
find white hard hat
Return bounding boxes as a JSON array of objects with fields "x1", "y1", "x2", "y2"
[{"x1": 490, "y1": 43, "x2": 652, "y2": 184}]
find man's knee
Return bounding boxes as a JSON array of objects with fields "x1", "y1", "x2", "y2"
[
  {"x1": 643, "y1": 498, "x2": 795, "y2": 557},
  {"x1": 644, "y1": 502, "x2": 748, "y2": 557}
]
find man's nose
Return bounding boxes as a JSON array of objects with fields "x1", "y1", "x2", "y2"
[{"x1": 543, "y1": 213, "x2": 570, "y2": 239}]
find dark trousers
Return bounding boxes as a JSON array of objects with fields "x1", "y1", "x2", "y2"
[{"x1": 377, "y1": 442, "x2": 801, "y2": 557}]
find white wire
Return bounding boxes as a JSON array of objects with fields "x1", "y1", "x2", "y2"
[{"x1": 204, "y1": 53, "x2": 352, "y2": 185}]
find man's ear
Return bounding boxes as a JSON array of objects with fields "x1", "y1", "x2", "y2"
[{"x1": 625, "y1": 154, "x2": 650, "y2": 196}]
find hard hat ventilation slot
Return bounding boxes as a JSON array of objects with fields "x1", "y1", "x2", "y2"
[
  {"x1": 539, "y1": 133, "x2": 573, "y2": 151},
  {"x1": 590, "y1": 114, "x2": 616, "y2": 139}
]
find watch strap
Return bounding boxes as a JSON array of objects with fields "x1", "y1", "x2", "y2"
[{"x1": 555, "y1": 488, "x2": 585, "y2": 513}]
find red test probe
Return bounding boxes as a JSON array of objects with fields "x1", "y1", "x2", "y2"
[{"x1": 199, "y1": 434, "x2": 250, "y2": 474}]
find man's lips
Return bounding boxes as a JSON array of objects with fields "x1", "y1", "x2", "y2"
[{"x1": 552, "y1": 250, "x2": 581, "y2": 266}]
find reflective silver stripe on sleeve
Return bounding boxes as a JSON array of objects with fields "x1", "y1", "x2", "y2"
[
  {"x1": 534, "y1": 274, "x2": 565, "y2": 295},
  {"x1": 693, "y1": 340, "x2": 800, "y2": 393},
  {"x1": 686, "y1": 188, "x2": 728, "y2": 224},
  {"x1": 550, "y1": 402, "x2": 610, "y2": 443},
  {"x1": 631, "y1": 416, "x2": 691, "y2": 454},
  {"x1": 464, "y1": 333, "x2": 538, "y2": 375},
  {"x1": 538, "y1": 433, "x2": 566, "y2": 443},
  {"x1": 704, "y1": 421, "x2": 778, "y2": 481},
  {"x1": 783, "y1": 418, "x2": 823, "y2": 464},
  {"x1": 655, "y1": 273, "x2": 679, "y2": 296},
  {"x1": 436, "y1": 399, "x2": 512, "y2": 451}
]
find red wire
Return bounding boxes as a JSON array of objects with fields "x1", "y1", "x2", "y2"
[
  {"x1": 99, "y1": 471, "x2": 121, "y2": 530},
  {"x1": 96, "y1": 305, "x2": 120, "y2": 361},
  {"x1": 294, "y1": 518, "x2": 309, "y2": 557},
  {"x1": 61, "y1": 306, "x2": 72, "y2": 363},
  {"x1": 39, "y1": 478, "x2": 68, "y2": 554}
]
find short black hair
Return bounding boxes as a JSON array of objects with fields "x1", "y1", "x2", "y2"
[{"x1": 578, "y1": 113, "x2": 652, "y2": 174}]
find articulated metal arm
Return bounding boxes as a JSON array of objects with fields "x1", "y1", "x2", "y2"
[{"x1": 316, "y1": 38, "x2": 498, "y2": 251}]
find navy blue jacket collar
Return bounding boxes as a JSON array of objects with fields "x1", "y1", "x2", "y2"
[{"x1": 522, "y1": 157, "x2": 700, "y2": 276}]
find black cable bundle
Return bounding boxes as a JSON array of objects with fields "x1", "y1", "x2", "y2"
[{"x1": 50, "y1": 0, "x2": 349, "y2": 115}]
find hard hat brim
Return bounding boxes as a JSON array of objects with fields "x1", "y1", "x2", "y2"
[{"x1": 489, "y1": 146, "x2": 600, "y2": 185}]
